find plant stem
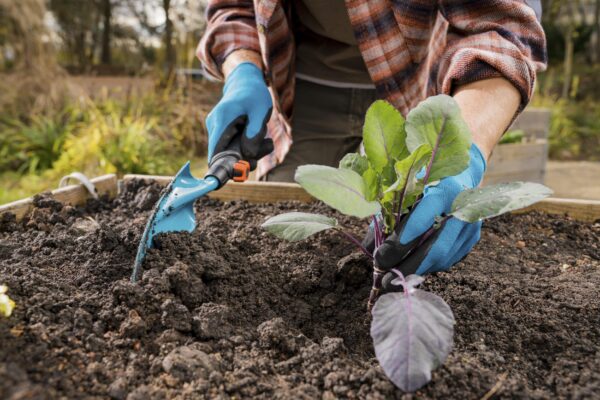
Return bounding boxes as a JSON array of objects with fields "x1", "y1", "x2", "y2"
[
  {"x1": 368, "y1": 263, "x2": 385, "y2": 312},
  {"x1": 336, "y1": 229, "x2": 373, "y2": 259},
  {"x1": 395, "y1": 182, "x2": 408, "y2": 226}
]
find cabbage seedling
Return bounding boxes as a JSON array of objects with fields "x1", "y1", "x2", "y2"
[{"x1": 262, "y1": 95, "x2": 552, "y2": 392}]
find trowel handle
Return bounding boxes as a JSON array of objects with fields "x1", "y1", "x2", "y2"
[{"x1": 205, "y1": 135, "x2": 251, "y2": 189}]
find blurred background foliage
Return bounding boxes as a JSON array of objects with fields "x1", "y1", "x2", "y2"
[{"x1": 0, "y1": 0, "x2": 600, "y2": 203}]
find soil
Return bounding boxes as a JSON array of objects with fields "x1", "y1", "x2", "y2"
[{"x1": 1, "y1": 180, "x2": 599, "y2": 400}]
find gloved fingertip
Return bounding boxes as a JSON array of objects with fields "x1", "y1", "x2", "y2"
[
  {"x1": 373, "y1": 241, "x2": 395, "y2": 270},
  {"x1": 244, "y1": 107, "x2": 271, "y2": 140}
]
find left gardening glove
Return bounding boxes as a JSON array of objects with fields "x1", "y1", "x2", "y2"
[
  {"x1": 375, "y1": 144, "x2": 487, "y2": 290},
  {"x1": 205, "y1": 62, "x2": 274, "y2": 167}
]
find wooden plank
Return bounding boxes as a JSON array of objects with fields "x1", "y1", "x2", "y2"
[
  {"x1": 5, "y1": 174, "x2": 598, "y2": 224},
  {"x1": 484, "y1": 141, "x2": 548, "y2": 184},
  {"x1": 486, "y1": 142, "x2": 547, "y2": 175},
  {"x1": 510, "y1": 108, "x2": 551, "y2": 139},
  {"x1": 483, "y1": 170, "x2": 544, "y2": 186},
  {"x1": 123, "y1": 175, "x2": 600, "y2": 222},
  {"x1": 122, "y1": 174, "x2": 314, "y2": 203},
  {"x1": 520, "y1": 198, "x2": 600, "y2": 223},
  {"x1": 0, "y1": 174, "x2": 118, "y2": 221}
]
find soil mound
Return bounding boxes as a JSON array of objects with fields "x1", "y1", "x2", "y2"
[{"x1": 1, "y1": 181, "x2": 599, "y2": 399}]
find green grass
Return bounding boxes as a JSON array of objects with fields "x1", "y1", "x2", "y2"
[
  {"x1": 0, "y1": 81, "x2": 210, "y2": 205},
  {"x1": 0, "y1": 172, "x2": 49, "y2": 204},
  {"x1": 0, "y1": 157, "x2": 209, "y2": 205}
]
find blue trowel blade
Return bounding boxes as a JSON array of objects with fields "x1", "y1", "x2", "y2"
[{"x1": 131, "y1": 162, "x2": 219, "y2": 281}]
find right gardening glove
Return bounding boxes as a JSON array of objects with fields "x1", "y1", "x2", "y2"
[
  {"x1": 205, "y1": 62, "x2": 274, "y2": 167},
  {"x1": 369, "y1": 144, "x2": 487, "y2": 291}
]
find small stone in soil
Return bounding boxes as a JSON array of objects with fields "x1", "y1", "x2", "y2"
[
  {"x1": 162, "y1": 344, "x2": 216, "y2": 381},
  {"x1": 192, "y1": 303, "x2": 232, "y2": 340},
  {"x1": 119, "y1": 310, "x2": 146, "y2": 338},
  {"x1": 160, "y1": 299, "x2": 192, "y2": 332}
]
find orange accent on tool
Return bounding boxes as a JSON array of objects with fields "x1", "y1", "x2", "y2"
[{"x1": 233, "y1": 160, "x2": 251, "y2": 182}]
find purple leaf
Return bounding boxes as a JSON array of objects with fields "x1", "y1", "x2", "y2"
[{"x1": 370, "y1": 287, "x2": 455, "y2": 392}]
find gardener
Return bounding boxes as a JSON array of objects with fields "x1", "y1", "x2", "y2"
[{"x1": 198, "y1": 1, "x2": 546, "y2": 276}]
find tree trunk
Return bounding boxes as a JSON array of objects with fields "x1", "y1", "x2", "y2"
[
  {"x1": 163, "y1": 0, "x2": 176, "y2": 77},
  {"x1": 76, "y1": 31, "x2": 87, "y2": 72},
  {"x1": 594, "y1": 0, "x2": 600, "y2": 64},
  {"x1": 562, "y1": 25, "x2": 575, "y2": 99},
  {"x1": 101, "y1": 0, "x2": 112, "y2": 65}
]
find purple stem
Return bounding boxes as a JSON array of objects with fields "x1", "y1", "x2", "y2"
[
  {"x1": 337, "y1": 229, "x2": 373, "y2": 259},
  {"x1": 368, "y1": 263, "x2": 385, "y2": 312},
  {"x1": 391, "y1": 268, "x2": 406, "y2": 286},
  {"x1": 395, "y1": 182, "x2": 408, "y2": 226}
]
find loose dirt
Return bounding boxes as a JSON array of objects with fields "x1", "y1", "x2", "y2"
[{"x1": 0, "y1": 181, "x2": 599, "y2": 399}]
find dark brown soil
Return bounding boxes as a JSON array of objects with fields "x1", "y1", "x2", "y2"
[{"x1": 1, "y1": 180, "x2": 599, "y2": 399}]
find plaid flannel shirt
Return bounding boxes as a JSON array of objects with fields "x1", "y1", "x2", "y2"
[{"x1": 197, "y1": 0, "x2": 547, "y2": 179}]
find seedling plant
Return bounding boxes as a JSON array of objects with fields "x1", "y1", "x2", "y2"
[{"x1": 262, "y1": 95, "x2": 552, "y2": 392}]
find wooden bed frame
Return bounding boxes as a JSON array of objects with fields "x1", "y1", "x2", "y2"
[{"x1": 1, "y1": 173, "x2": 600, "y2": 223}]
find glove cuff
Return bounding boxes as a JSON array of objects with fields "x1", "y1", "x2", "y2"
[
  {"x1": 469, "y1": 143, "x2": 487, "y2": 186},
  {"x1": 223, "y1": 62, "x2": 265, "y2": 93}
]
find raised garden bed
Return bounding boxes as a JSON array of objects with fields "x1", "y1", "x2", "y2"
[
  {"x1": 484, "y1": 108, "x2": 550, "y2": 185},
  {"x1": 0, "y1": 177, "x2": 599, "y2": 399}
]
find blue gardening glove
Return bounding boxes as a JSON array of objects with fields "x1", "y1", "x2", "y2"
[
  {"x1": 374, "y1": 144, "x2": 487, "y2": 288},
  {"x1": 206, "y1": 62, "x2": 274, "y2": 167}
]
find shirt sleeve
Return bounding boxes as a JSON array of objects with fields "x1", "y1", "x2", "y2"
[
  {"x1": 197, "y1": 0, "x2": 261, "y2": 81},
  {"x1": 437, "y1": 0, "x2": 547, "y2": 112}
]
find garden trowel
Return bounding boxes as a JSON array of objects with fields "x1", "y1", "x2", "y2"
[{"x1": 131, "y1": 136, "x2": 250, "y2": 282}]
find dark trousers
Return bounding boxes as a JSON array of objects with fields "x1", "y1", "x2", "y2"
[{"x1": 266, "y1": 78, "x2": 378, "y2": 182}]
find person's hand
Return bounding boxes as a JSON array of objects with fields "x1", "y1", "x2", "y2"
[
  {"x1": 374, "y1": 144, "x2": 487, "y2": 289},
  {"x1": 206, "y1": 62, "x2": 273, "y2": 166}
]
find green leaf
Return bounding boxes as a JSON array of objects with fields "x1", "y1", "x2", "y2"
[
  {"x1": 382, "y1": 144, "x2": 431, "y2": 211},
  {"x1": 363, "y1": 100, "x2": 408, "y2": 172},
  {"x1": 405, "y1": 95, "x2": 471, "y2": 183},
  {"x1": 362, "y1": 167, "x2": 380, "y2": 202},
  {"x1": 261, "y1": 212, "x2": 338, "y2": 242},
  {"x1": 339, "y1": 153, "x2": 369, "y2": 176},
  {"x1": 386, "y1": 144, "x2": 432, "y2": 193},
  {"x1": 451, "y1": 182, "x2": 553, "y2": 223},
  {"x1": 295, "y1": 165, "x2": 381, "y2": 218}
]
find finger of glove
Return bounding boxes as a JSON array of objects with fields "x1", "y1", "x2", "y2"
[
  {"x1": 437, "y1": 222, "x2": 481, "y2": 272},
  {"x1": 377, "y1": 219, "x2": 444, "y2": 276},
  {"x1": 247, "y1": 139, "x2": 274, "y2": 170},
  {"x1": 381, "y1": 271, "x2": 403, "y2": 293},
  {"x1": 380, "y1": 225, "x2": 444, "y2": 294},
  {"x1": 206, "y1": 104, "x2": 246, "y2": 160},
  {"x1": 399, "y1": 185, "x2": 450, "y2": 244},
  {"x1": 242, "y1": 107, "x2": 272, "y2": 159},
  {"x1": 210, "y1": 115, "x2": 247, "y2": 161},
  {"x1": 374, "y1": 211, "x2": 426, "y2": 271},
  {"x1": 414, "y1": 218, "x2": 471, "y2": 275}
]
